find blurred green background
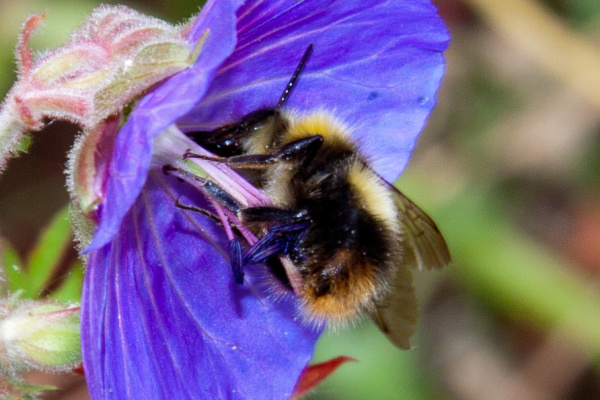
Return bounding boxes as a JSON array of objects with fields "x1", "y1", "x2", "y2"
[{"x1": 1, "y1": 0, "x2": 600, "y2": 399}]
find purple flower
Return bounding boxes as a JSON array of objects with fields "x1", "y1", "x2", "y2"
[{"x1": 0, "y1": 0, "x2": 448, "y2": 398}]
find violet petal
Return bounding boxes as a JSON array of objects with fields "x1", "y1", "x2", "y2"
[
  {"x1": 86, "y1": 0, "x2": 244, "y2": 251},
  {"x1": 180, "y1": 0, "x2": 449, "y2": 182},
  {"x1": 82, "y1": 173, "x2": 320, "y2": 399}
]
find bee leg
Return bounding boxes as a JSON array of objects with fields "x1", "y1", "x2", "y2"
[
  {"x1": 275, "y1": 135, "x2": 323, "y2": 166},
  {"x1": 174, "y1": 197, "x2": 247, "y2": 284},
  {"x1": 175, "y1": 198, "x2": 222, "y2": 223},
  {"x1": 240, "y1": 206, "x2": 308, "y2": 224},
  {"x1": 184, "y1": 150, "x2": 276, "y2": 169},
  {"x1": 165, "y1": 165, "x2": 250, "y2": 284},
  {"x1": 239, "y1": 206, "x2": 310, "y2": 264},
  {"x1": 163, "y1": 164, "x2": 242, "y2": 213},
  {"x1": 243, "y1": 220, "x2": 310, "y2": 264},
  {"x1": 185, "y1": 135, "x2": 324, "y2": 169},
  {"x1": 243, "y1": 236, "x2": 288, "y2": 265},
  {"x1": 175, "y1": 199, "x2": 245, "y2": 233}
]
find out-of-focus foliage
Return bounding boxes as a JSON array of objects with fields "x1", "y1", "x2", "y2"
[
  {"x1": 1, "y1": 206, "x2": 83, "y2": 301},
  {"x1": 1, "y1": 206, "x2": 82, "y2": 300}
]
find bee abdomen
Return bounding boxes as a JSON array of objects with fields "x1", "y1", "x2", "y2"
[{"x1": 299, "y1": 247, "x2": 391, "y2": 325}]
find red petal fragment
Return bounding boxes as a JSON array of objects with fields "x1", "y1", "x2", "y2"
[
  {"x1": 72, "y1": 364, "x2": 84, "y2": 376},
  {"x1": 290, "y1": 356, "x2": 357, "y2": 399}
]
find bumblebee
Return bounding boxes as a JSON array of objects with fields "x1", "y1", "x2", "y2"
[{"x1": 185, "y1": 45, "x2": 450, "y2": 349}]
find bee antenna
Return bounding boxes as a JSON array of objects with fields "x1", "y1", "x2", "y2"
[{"x1": 276, "y1": 43, "x2": 314, "y2": 110}]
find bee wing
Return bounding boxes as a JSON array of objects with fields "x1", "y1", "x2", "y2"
[
  {"x1": 370, "y1": 186, "x2": 450, "y2": 349},
  {"x1": 393, "y1": 187, "x2": 451, "y2": 271},
  {"x1": 370, "y1": 266, "x2": 418, "y2": 349}
]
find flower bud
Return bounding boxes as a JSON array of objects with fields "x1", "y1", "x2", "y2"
[
  {"x1": 0, "y1": 298, "x2": 81, "y2": 374},
  {"x1": 0, "y1": 5, "x2": 205, "y2": 172},
  {"x1": 67, "y1": 116, "x2": 120, "y2": 218}
]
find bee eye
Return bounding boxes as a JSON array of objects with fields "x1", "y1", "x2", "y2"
[{"x1": 295, "y1": 210, "x2": 309, "y2": 219}]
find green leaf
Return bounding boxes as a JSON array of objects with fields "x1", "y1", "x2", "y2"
[
  {"x1": 23, "y1": 206, "x2": 72, "y2": 298},
  {"x1": 50, "y1": 260, "x2": 84, "y2": 302},
  {"x1": 0, "y1": 239, "x2": 25, "y2": 292}
]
